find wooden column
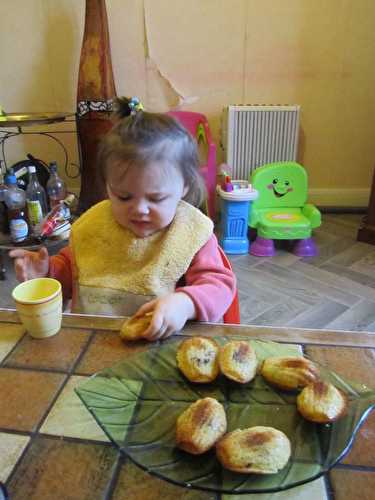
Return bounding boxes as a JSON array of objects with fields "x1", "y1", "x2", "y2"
[
  {"x1": 76, "y1": 0, "x2": 117, "y2": 213},
  {"x1": 357, "y1": 166, "x2": 375, "y2": 245}
]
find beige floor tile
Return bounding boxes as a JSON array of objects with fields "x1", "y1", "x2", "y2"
[
  {"x1": 39, "y1": 375, "x2": 109, "y2": 442},
  {"x1": 0, "y1": 324, "x2": 25, "y2": 362},
  {"x1": 222, "y1": 477, "x2": 327, "y2": 500},
  {"x1": 0, "y1": 432, "x2": 30, "y2": 481}
]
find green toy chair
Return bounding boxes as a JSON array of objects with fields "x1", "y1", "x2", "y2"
[{"x1": 248, "y1": 162, "x2": 321, "y2": 257}]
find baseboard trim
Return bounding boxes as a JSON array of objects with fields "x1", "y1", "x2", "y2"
[{"x1": 308, "y1": 188, "x2": 370, "y2": 208}]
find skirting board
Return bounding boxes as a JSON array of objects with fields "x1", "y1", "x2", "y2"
[{"x1": 308, "y1": 188, "x2": 370, "y2": 208}]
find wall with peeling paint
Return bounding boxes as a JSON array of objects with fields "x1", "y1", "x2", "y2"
[{"x1": 1, "y1": 0, "x2": 375, "y2": 207}]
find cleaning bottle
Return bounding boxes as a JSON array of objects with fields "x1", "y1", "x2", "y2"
[
  {"x1": 46, "y1": 161, "x2": 67, "y2": 208},
  {"x1": 4, "y1": 171, "x2": 28, "y2": 243},
  {"x1": 26, "y1": 165, "x2": 48, "y2": 237},
  {"x1": 38, "y1": 194, "x2": 74, "y2": 240}
]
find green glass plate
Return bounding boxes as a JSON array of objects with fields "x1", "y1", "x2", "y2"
[{"x1": 75, "y1": 336, "x2": 375, "y2": 494}]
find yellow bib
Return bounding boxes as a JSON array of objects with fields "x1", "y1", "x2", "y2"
[{"x1": 71, "y1": 200, "x2": 213, "y2": 315}]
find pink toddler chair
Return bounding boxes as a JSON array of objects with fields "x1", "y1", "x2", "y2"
[
  {"x1": 167, "y1": 111, "x2": 217, "y2": 220},
  {"x1": 218, "y1": 246, "x2": 240, "y2": 324}
]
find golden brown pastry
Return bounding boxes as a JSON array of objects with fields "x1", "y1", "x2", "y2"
[
  {"x1": 216, "y1": 426, "x2": 291, "y2": 474},
  {"x1": 260, "y1": 356, "x2": 319, "y2": 391},
  {"x1": 297, "y1": 381, "x2": 348, "y2": 423},
  {"x1": 119, "y1": 313, "x2": 152, "y2": 341},
  {"x1": 218, "y1": 340, "x2": 257, "y2": 383},
  {"x1": 176, "y1": 397, "x2": 227, "y2": 454},
  {"x1": 176, "y1": 337, "x2": 220, "y2": 383}
]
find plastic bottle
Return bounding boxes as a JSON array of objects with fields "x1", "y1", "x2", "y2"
[
  {"x1": 4, "y1": 171, "x2": 28, "y2": 243},
  {"x1": 26, "y1": 165, "x2": 48, "y2": 237},
  {"x1": 46, "y1": 161, "x2": 67, "y2": 208}
]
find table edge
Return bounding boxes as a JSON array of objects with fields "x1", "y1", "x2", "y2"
[{"x1": 1, "y1": 308, "x2": 374, "y2": 348}]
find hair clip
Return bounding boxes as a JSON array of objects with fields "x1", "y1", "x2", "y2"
[{"x1": 128, "y1": 97, "x2": 144, "y2": 115}]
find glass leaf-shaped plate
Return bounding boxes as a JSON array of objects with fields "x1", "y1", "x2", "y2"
[{"x1": 75, "y1": 336, "x2": 375, "y2": 494}]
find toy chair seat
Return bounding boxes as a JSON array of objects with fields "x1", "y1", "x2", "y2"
[
  {"x1": 249, "y1": 162, "x2": 321, "y2": 257},
  {"x1": 167, "y1": 111, "x2": 217, "y2": 220},
  {"x1": 254, "y1": 207, "x2": 316, "y2": 240}
]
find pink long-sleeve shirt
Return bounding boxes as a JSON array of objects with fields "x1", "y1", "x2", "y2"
[{"x1": 48, "y1": 234, "x2": 236, "y2": 322}]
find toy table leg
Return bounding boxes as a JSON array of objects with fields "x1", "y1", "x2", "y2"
[{"x1": 219, "y1": 199, "x2": 251, "y2": 255}]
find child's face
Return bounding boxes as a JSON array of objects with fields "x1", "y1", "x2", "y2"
[{"x1": 107, "y1": 161, "x2": 187, "y2": 237}]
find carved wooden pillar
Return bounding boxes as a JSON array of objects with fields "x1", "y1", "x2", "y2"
[
  {"x1": 76, "y1": 0, "x2": 117, "y2": 213},
  {"x1": 357, "y1": 166, "x2": 375, "y2": 245}
]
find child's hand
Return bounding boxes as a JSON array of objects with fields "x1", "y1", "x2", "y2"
[
  {"x1": 135, "y1": 292, "x2": 196, "y2": 341},
  {"x1": 8, "y1": 247, "x2": 49, "y2": 282}
]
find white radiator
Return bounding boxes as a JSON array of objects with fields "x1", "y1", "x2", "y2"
[{"x1": 221, "y1": 105, "x2": 300, "y2": 180}]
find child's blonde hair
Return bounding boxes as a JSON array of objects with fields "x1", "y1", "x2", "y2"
[{"x1": 98, "y1": 99, "x2": 206, "y2": 208}]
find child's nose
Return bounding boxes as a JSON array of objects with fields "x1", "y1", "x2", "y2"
[{"x1": 132, "y1": 199, "x2": 150, "y2": 214}]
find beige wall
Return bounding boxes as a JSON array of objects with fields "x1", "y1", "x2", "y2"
[{"x1": 1, "y1": 0, "x2": 375, "y2": 206}]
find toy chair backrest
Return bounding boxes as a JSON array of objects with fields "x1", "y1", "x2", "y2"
[
  {"x1": 167, "y1": 110, "x2": 217, "y2": 220},
  {"x1": 251, "y1": 162, "x2": 308, "y2": 209},
  {"x1": 218, "y1": 246, "x2": 240, "y2": 324},
  {"x1": 167, "y1": 111, "x2": 216, "y2": 164},
  {"x1": 168, "y1": 110, "x2": 207, "y2": 139}
]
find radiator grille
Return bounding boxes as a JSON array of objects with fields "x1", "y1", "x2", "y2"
[{"x1": 222, "y1": 105, "x2": 300, "y2": 180}]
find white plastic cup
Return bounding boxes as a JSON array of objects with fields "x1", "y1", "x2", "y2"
[{"x1": 12, "y1": 278, "x2": 62, "y2": 339}]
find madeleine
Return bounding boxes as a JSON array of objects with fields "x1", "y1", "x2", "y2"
[
  {"x1": 120, "y1": 313, "x2": 152, "y2": 341},
  {"x1": 176, "y1": 337, "x2": 220, "y2": 383},
  {"x1": 261, "y1": 356, "x2": 319, "y2": 390},
  {"x1": 297, "y1": 381, "x2": 348, "y2": 423},
  {"x1": 216, "y1": 426, "x2": 291, "y2": 474},
  {"x1": 219, "y1": 340, "x2": 257, "y2": 383},
  {"x1": 176, "y1": 397, "x2": 227, "y2": 454}
]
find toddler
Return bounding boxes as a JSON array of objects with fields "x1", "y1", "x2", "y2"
[{"x1": 9, "y1": 98, "x2": 236, "y2": 340}]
